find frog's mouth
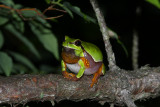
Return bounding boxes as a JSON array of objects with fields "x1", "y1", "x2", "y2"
[
  {"x1": 63, "y1": 47, "x2": 71, "y2": 51},
  {"x1": 62, "y1": 47, "x2": 76, "y2": 55}
]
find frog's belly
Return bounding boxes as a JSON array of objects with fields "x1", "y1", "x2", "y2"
[{"x1": 66, "y1": 63, "x2": 100, "y2": 75}]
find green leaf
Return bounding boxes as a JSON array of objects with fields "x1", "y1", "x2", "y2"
[
  {"x1": 0, "y1": 0, "x2": 15, "y2": 7},
  {"x1": 0, "y1": 52, "x2": 13, "y2": 76},
  {"x1": 108, "y1": 28, "x2": 119, "y2": 39},
  {"x1": 49, "y1": 0, "x2": 73, "y2": 18},
  {"x1": 117, "y1": 39, "x2": 128, "y2": 57},
  {"x1": 40, "y1": 64, "x2": 60, "y2": 74},
  {"x1": 108, "y1": 28, "x2": 128, "y2": 57},
  {"x1": 10, "y1": 51, "x2": 38, "y2": 73},
  {"x1": 12, "y1": 64, "x2": 27, "y2": 74},
  {"x1": 13, "y1": 63, "x2": 36, "y2": 74},
  {"x1": 63, "y1": 2, "x2": 96, "y2": 23},
  {"x1": 54, "y1": 2, "x2": 73, "y2": 18},
  {"x1": 20, "y1": 9, "x2": 40, "y2": 18},
  {"x1": 0, "y1": 30, "x2": 4, "y2": 49},
  {"x1": 14, "y1": 4, "x2": 23, "y2": 9},
  {"x1": 39, "y1": 34, "x2": 59, "y2": 60},
  {"x1": 4, "y1": 24, "x2": 41, "y2": 59},
  {"x1": 60, "y1": 4, "x2": 73, "y2": 18},
  {"x1": 146, "y1": 0, "x2": 160, "y2": 9},
  {"x1": 45, "y1": 0, "x2": 51, "y2": 4},
  {"x1": 40, "y1": 92, "x2": 44, "y2": 98},
  {"x1": 12, "y1": 13, "x2": 25, "y2": 33},
  {"x1": 29, "y1": 21, "x2": 59, "y2": 60},
  {"x1": 36, "y1": 17, "x2": 51, "y2": 28},
  {"x1": 0, "y1": 16, "x2": 9, "y2": 25}
]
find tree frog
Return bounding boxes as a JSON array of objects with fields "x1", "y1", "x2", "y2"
[{"x1": 61, "y1": 36, "x2": 105, "y2": 87}]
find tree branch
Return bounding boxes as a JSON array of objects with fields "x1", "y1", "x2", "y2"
[
  {"x1": 1, "y1": 66, "x2": 160, "y2": 107},
  {"x1": 90, "y1": 0, "x2": 118, "y2": 70}
]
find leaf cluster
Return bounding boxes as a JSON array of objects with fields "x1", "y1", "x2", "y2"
[
  {"x1": 0, "y1": 0, "x2": 97, "y2": 76},
  {"x1": 0, "y1": 0, "x2": 60, "y2": 76}
]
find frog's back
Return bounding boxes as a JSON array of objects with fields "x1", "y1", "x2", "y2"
[{"x1": 81, "y1": 41, "x2": 103, "y2": 62}]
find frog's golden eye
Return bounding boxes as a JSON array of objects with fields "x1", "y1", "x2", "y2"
[{"x1": 75, "y1": 40, "x2": 81, "y2": 46}]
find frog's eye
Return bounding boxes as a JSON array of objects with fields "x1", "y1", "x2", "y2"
[{"x1": 75, "y1": 40, "x2": 81, "y2": 46}]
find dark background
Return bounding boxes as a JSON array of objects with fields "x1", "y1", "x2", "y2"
[{"x1": 7, "y1": 0, "x2": 160, "y2": 107}]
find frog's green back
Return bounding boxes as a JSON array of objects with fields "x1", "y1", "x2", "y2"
[{"x1": 81, "y1": 41, "x2": 103, "y2": 62}]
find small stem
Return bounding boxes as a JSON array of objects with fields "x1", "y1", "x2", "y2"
[
  {"x1": 90, "y1": 0, "x2": 118, "y2": 70},
  {"x1": 132, "y1": 30, "x2": 139, "y2": 70},
  {"x1": 132, "y1": 7, "x2": 141, "y2": 70}
]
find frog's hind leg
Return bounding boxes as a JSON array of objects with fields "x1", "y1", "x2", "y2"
[
  {"x1": 62, "y1": 70, "x2": 79, "y2": 81},
  {"x1": 90, "y1": 64, "x2": 103, "y2": 87}
]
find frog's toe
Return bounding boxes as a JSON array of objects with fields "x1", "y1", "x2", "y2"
[{"x1": 62, "y1": 71, "x2": 79, "y2": 81}]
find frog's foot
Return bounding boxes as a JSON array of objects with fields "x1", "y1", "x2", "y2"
[
  {"x1": 62, "y1": 71, "x2": 79, "y2": 81},
  {"x1": 90, "y1": 64, "x2": 103, "y2": 87}
]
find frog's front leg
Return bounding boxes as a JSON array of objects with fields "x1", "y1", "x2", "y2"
[
  {"x1": 91, "y1": 63, "x2": 105, "y2": 87},
  {"x1": 61, "y1": 60, "x2": 79, "y2": 81},
  {"x1": 76, "y1": 59, "x2": 85, "y2": 78}
]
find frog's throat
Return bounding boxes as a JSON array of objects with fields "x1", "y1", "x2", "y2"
[{"x1": 62, "y1": 47, "x2": 81, "y2": 64}]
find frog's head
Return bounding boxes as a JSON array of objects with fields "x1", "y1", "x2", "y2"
[{"x1": 62, "y1": 36, "x2": 84, "y2": 57}]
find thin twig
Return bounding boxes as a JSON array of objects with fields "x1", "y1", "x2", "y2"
[
  {"x1": 132, "y1": 7, "x2": 141, "y2": 70},
  {"x1": 90, "y1": 0, "x2": 118, "y2": 70},
  {"x1": 132, "y1": 30, "x2": 139, "y2": 70},
  {"x1": 0, "y1": 4, "x2": 65, "y2": 21}
]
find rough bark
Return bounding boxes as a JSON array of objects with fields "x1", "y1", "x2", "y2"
[{"x1": 0, "y1": 66, "x2": 160, "y2": 107}]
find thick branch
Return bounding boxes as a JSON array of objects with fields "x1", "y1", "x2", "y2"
[
  {"x1": 90, "y1": 0, "x2": 118, "y2": 70},
  {"x1": 1, "y1": 66, "x2": 160, "y2": 107}
]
